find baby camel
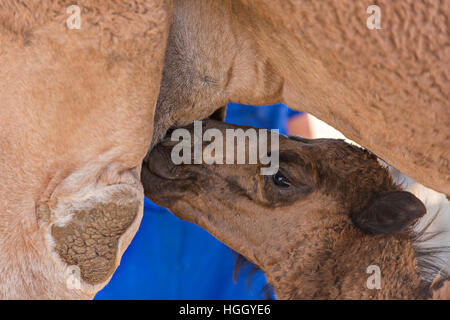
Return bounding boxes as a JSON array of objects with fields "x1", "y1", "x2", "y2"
[{"x1": 142, "y1": 120, "x2": 449, "y2": 300}]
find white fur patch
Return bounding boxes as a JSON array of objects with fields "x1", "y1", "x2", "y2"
[{"x1": 389, "y1": 166, "x2": 450, "y2": 282}]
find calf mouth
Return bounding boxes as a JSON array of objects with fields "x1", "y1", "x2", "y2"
[
  {"x1": 145, "y1": 142, "x2": 188, "y2": 180},
  {"x1": 141, "y1": 143, "x2": 195, "y2": 205}
]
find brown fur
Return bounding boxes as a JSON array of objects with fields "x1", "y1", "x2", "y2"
[
  {"x1": 151, "y1": 0, "x2": 449, "y2": 195},
  {"x1": 1, "y1": 0, "x2": 448, "y2": 299},
  {"x1": 0, "y1": 1, "x2": 172, "y2": 299},
  {"x1": 431, "y1": 275, "x2": 450, "y2": 300},
  {"x1": 144, "y1": 120, "x2": 445, "y2": 300}
]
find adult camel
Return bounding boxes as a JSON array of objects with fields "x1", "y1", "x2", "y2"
[{"x1": 0, "y1": 1, "x2": 171, "y2": 298}]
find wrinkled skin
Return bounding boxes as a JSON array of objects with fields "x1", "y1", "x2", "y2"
[
  {"x1": 0, "y1": 1, "x2": 171, "y2": 299},
  {"x1": 143, "y1": 120, "x2": 450, "y2": 299},
  {"x1": 151, "y1": 0, "x2": 449, "y2": 195}
]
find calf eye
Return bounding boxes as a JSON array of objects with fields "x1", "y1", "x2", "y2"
[{"x1": 272, "y1": 172, "x2": 290, "y2": 188}]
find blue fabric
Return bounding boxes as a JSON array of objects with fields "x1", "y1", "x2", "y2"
[
  {"x1": 226, "y1": 102, "x2": 301, "y2": 134},
  {"x1": 95, "y1": 102, "x2": 299, "y2": 299}
]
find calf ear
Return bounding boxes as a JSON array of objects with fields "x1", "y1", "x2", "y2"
[{"x1": 351, "y1": 191, "x2": 426, "y2": 235}]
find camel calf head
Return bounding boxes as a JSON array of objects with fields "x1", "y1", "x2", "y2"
[{"x1": 143, "y1": 120, "x2": 434, "y2": 299}]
